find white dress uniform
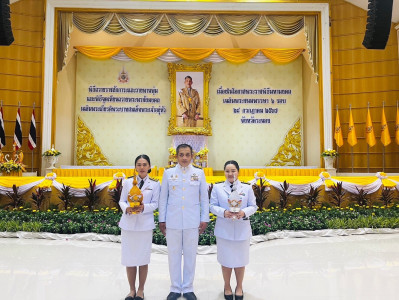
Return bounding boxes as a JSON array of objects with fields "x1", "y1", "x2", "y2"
[
  {"x1": 158, "y1": 163, "x2": 209, "y2": 294},
  {"x1": 119, "y1": 175, "x2": 160, "y2": 267},
  {"x1": 210, "y1": 180, "x2": 257, "y2": 268}
]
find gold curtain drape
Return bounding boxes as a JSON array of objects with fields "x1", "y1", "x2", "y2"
[
  {"x1": 216, "y1": 15, "x2": 261, "y2": 35},
  {"x1": 57, "y1": 12, "x2": 73, "y2": 72},
  {"x1": 123, "y1": 47, "x2": 169, "y2": 61},
  {"x1": 170, "y1": 48, "x2": 216, "y2": 61},
  {"x1": 73, "y1": 13, "x2": 114, "y2": 33},
  {"x1": 267, "y1": 16, "x2": 304, "y2": 35},
  {"x1": 72, "y1": 13, "x2": 305, "y2": 37},
  {"x1": 74, "y1": 46, "x2": 304, "y2": 64},
  {"x1": 216, "y1": 48, "x2": 260, "y2": 63},
  {"x1": 261, "y1": 48, "x2": 304, "y2": 64},
  {"x1": 75, "y1": 46, "x2": 122, "y2": 59},
  {"x1": 59, "y1": 13, "x2": 317, "y2": 75},
  {"x1": 166, "y1": 14, "x2": 213, "y2": 35},
  {"x1": 117, "y1": 14, "x2": 163, "y2": 36},
  {"x1": 304, "y1": 15, "x2": 319, "y2": 81}
]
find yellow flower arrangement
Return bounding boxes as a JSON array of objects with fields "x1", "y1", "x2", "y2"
[
  {"x1": 43, "y1": 147, "x2": 61, "y2": 157},
  {"x1": 0, "y1": 160, "x2": 22, "y2": 173},
  {"x1": 254, "y1": 171, "x2": 266, "y2": 180},
  {"x1": 321, "y1": 149, "x2": 338, "y2": 157},
  {"x1": 168, "y1": 147, "x2": 176, "y2": 156},
  {"x1": 196, "y1": 147, "x2": 209, "y2": 157}
]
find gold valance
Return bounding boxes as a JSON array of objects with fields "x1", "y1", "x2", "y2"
[{"x1": 72, "y1": 13, "x2": 304, "y2": 37}]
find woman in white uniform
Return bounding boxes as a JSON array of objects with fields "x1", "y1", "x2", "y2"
[
  {"x1": 119, "y1": 155, "x2": 160, "y2": 300},
  {"x1": 210, "y1": 160, "x2": 257, "y2": 300}
]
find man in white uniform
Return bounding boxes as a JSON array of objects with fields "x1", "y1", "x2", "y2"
[{"x1": 159, "y1": 144, "x2": 209, "y2": 300}]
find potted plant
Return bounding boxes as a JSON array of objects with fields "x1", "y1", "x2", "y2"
[
  {"x1": 42, "y1": 146, "x2": 61, "y2": 169},
  {"x1": 321, "y1": 149, "x2": 338, "y2": 169},
  {"x1": 0, "y1": 160, "x2": 23, "y2": 176}
]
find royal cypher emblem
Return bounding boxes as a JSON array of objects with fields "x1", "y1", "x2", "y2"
[{"x1": 118, "y1": 67, "x2": 129, "y2": 83}]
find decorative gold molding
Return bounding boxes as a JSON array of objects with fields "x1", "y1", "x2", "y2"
[
  {"x1": 76, "y1": 116, "x2": 111, "y2": 166},
  {"x1": 167, "y1": 63, "x2": 212, "y2": 136},
  {"x1": 268, "y1": 118, "x2": 302, "y2": 166}
]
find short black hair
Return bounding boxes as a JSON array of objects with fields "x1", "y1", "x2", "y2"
[
  {"x1": 176, "y1": 144, "x2": 193, "y2": 155},
  {"x1": 224, "y1": 160, "x2": 240, "y2": 171},
  {"x1": 135, "y1": 154, "x2": 152, "y2": 174},
  {"x1": 184, "y1": 76, "x2": 193, "y2": 81}
]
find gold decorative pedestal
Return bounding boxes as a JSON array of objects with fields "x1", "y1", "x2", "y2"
[{"x1": 2, "y1": 170, "x2": 22, "y2": 176}]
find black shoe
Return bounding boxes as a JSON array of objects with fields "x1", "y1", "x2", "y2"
[
  {"x1": 224, "y1": 289, "x2": 233, "y2": 300},
  {"x1": 182, "y1": 292, "x2": 197, "y2": 300},
  {"x1": 135, "y1": 294, "x2": 144, "y2": 300},
  {"x1": 235, "y1": 291, "x2": 244, "y2": 300},
  {"x1": 125, "y1": 296, "x2": 135, "y2": 300},
  {"x1": 167, "y1": 292, "x2": 181, "y2": 300}
]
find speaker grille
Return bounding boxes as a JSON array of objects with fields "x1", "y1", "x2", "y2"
[
  {"x1": 362, "y1": 0, "x2": 394, "y2": 49},
  {"x1": 0, "y1": 0, "x2": 14, "y2": 46}
]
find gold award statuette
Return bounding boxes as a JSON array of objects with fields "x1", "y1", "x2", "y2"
[{"x1": 128, "y1": 176, "x2": 143, "y2": 214}]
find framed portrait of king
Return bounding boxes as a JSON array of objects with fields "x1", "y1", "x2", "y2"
[{"x1": 167, "y1": 63, "x2": 212, "y2": 135}]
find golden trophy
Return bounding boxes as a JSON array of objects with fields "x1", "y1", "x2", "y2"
[{"x1": 127, "y1": 175, "x2": 143, "y2": 214}]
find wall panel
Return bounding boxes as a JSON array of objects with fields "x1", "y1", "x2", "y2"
[
  {"x1": 331, "y1": 0, "x2": 399, "y2": 173},
  {"x1": 0, "y1": 0, "x2": 44, "y2": 174}
]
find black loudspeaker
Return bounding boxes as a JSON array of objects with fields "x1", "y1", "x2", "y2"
[
  {"x1": 0, "y1": 0, "x2": 14, "y2": 46},
  {"x1": 362, "y1": 0, "x2": 393, "y2": 49}
]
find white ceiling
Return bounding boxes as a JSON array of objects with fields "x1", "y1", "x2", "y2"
[
  {"x1": 8, "y1": 0, "x2": 399, "y2": 23},
  {"x1": 346, "y1": 0, "x2": 399, "y2": 23}
]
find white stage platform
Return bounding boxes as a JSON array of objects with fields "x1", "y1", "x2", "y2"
[{"x1": 1, "y1": 234, "x2": 399, "y2": 300}]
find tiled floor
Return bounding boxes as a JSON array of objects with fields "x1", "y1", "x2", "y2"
[{"x1": 0, "y1": 233, "x2": 399, "y2": 300}]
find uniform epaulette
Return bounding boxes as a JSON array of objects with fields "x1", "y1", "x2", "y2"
[
  {"x1": 213, "y1": 181, "x2": 224, "y2": 184},
  {"x1": 149, "y1": 177, "x2": 159, "y2": 182},
  {"x1": 241, "y1": 182, "x2": 250, "y2": 185},
  {"x1": 165, "y1": 165, "x2": 175, "y2": 169},
  {"x1": 192, "y1": 164, "x2": 202, "y2": 169}
]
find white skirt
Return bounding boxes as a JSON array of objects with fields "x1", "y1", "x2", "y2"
[
  {"x1": 121, "y1": 229, "x2": 153, "y2": 267},
  {"x1": 216, "y1": 237, "x2": 250, "y2": 268}
]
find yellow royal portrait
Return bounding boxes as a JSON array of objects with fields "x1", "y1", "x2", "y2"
[{"x1": 167, "y1": 63, "x2": 212, "y2": 135}]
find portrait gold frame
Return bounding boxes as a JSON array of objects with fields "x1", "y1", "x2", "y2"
[{"x1": 167, "y1": 63, "x2": 212, "y2": 136}]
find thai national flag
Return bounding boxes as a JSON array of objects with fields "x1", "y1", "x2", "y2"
[
  {"x1": 0, "y1": 106, "x2": 5, "y2": 149},
  {"x1": 14, "y1": 108, "x2": 22, "y2": 150},
  {"x1": 28, "y1": 108, "x2": 36, "y2": 150}
]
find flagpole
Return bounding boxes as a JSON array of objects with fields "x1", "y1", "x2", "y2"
[
  {"x1": 336, "y1": 104, "x2": 339, "y2": 173},
  {"x1": 382, "y1": 101, "x2": 385, "y2": 172},
  {"x1": 31, "y1": 102, "x2": 35, "y2": 172},
  {"x1": 367, "y1": 102, "x2": 370, "y2": 173},
  {"x1": 350, "y1": 104, "x2": 354, "y2": 173}
]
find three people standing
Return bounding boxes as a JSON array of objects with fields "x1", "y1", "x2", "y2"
[{"x1": 119, "y1": 149, "x2": 255, "y2": 300}]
